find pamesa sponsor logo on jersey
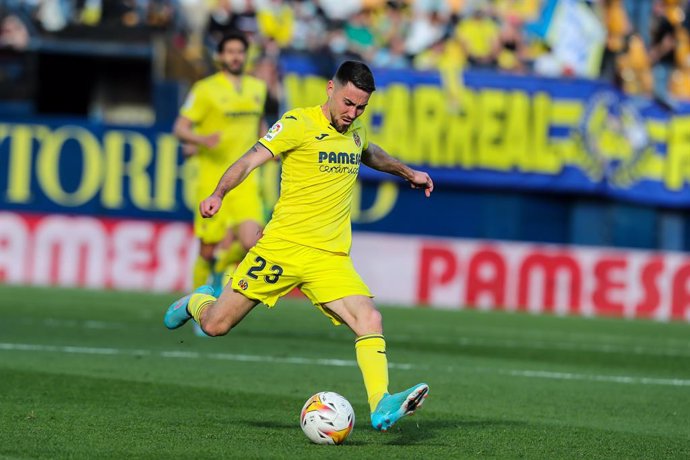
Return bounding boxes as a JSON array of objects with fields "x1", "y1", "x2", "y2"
[
  {"x1": 317, "y1": 151, "x2": 361, "y2": 175},
  {"x1": 318, "y1": 151, "x2": 361, "y2": 165}
]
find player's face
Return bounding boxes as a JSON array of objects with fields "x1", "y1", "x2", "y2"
[
  {"x1": 218, "y1": 39, "x2": 247, "y2": 75},
  {"x1": 326, "y1": 81, "x2": 371, "y2": 133}
]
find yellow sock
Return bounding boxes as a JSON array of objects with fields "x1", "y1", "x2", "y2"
[
  {"x1": 193, "y1": 256, "x2": 213, "y2": 288},
  {"x1": 188, "y1": 293, "x2": 216, "y2": 323},
  {"x1": 355, "y1": 334, "x2": 389, "y2": 412}
]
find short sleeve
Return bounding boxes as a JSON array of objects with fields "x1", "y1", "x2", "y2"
[
  {"x1": 179, "y1": 83, "x2": 208, "y2": 123},
  {"x1": 258, "y1": 111, "x2": 303, "y2": 156}
]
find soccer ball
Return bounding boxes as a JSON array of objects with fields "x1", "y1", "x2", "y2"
[{"x1": 300, "y1": 391, "x2": 355, "y2": 445}]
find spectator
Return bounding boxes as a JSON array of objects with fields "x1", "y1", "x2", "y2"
[
  {"x1": 178, "y1": 0, "x2": 209, "y2": 59},
  {"x1": 372, "y1": 34, "x2": 410, "y2": 69},
  {"x1": 79, "y1": 0, "x2": 102, "y2": 26},
  {"x1": 36, "y1": 0, "x2": 70, "y2": 31},
  {"x1": 257, "y1": 0, "x2": 294, "y2": 48},
  {"x1": 649, "y1": 2, "x2": 678, "y2": 102},
  {"x1": 326, "y1": 28, "x2": 362, "y2": 60},
  {"x1": 605, "y1": 0, "x2": 631, "y2": 54},
  {"x1": 616, "y1": 34, "x2": 653, "y2": 96},
  {"x1": 345, "y1": 10, "x2": 375, "y2": 61},
  {"x1": 207, "y1": 0, "x2": 234, "y2": 46},
  {"x1": 412, "y1": 0, "x2": 450, "y2": 15},
  {"x1": 288, "y1": 0, "x2": 327, "y2": 52},
  {"x1": 455, "y1": 3, "x2": 500, "y2": 68},
  {"x1": 0, "y1": 0, "x2": 644, "y2": 93},
  {"x1": 601, "y1": 0, "x2": 631, "y2": 82},
  {"x1": 496, "y1": 14, "x2": 527, "y2": 73},
  {"x1": 405, "y1": 10, "x2": 447, "y2": 56},
  {"x1": 624, "y1": 0, "x2": 654, "y2": 46},
  {"x1": 317, "y1": 0, "x2": 384, "y2": 22},
  {"x1": 493, "y1": 0, "x2": 542, "y2": 21},
  {"x1": 369, "y1": 0, "x2": 407, "y2": 48},
  {"x1": 0, "y1": 14, "x2": 30, "y2": 50},
  {"x1": 669, "y1": 9, "x2": 690, "y2": 100}
]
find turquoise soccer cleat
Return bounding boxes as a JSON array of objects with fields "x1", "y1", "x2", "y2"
[
  {"x1": 371, "y1": 383, "x2": 429, "y2": 431},
  {"x1": 163, "y1": 285, "x2": 214, "y2": 330}
]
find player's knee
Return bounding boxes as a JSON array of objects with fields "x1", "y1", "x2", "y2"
[
  {"x1": 240, "y1": 232, "x2": 260, "y2": 251},
  {"x1": 362, "y1": 307, "x2": 383, "y2": 333},
  {"x1": 201, "y1": 319, "x2": 232, "y2": 337},
  {"x1": 239, "y1": 223, "x2": 262, "y2": 250}
]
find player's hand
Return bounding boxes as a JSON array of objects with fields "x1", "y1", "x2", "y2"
[
  {"x1": 408, "y1": 170, "x2": 434, "y2": 197},
  {"x1": 181, "y1": 143, "x2": 198, "y2": 158},
  {"x1": 202, "y1": 132, "x2": 221, "y2": 148},
  {"x1": 200, "y1": 195, "x2": 222, "y2": 218}
]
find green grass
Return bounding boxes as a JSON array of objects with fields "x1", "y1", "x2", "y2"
[{"x1": 1, "y1": 285, "x2": 689, "y2": 459}]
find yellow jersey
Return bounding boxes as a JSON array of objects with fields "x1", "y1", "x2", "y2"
[
  {"x1": 258, "y1": 105, "x2": 369, "y2": 255},
  {"x1": 455, "y1": 18, "x2": 500, "y2": 59},
  {"x1": 180, "y1": 72, "x2": 267, "y2": 193}
]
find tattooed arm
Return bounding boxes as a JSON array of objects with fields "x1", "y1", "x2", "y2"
[
  {"x1": 200, "y1": 142, "x2": 274, "y2": 218},
  {"x1": 362, "y1": 142, "x2": 434, "y2": 197}
]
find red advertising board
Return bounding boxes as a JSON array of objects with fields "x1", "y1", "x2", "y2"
[
  {"x1": 3, "y1": 212, "x2": 690, "y2": 322},
  {"x1": 350, "y1": 233, "x2": 690, "y2": 322},
  {"x1": 0, "y1": 212, "x2": 196, "y2": 292}
]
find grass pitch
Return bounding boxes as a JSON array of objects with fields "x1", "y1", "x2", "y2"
[{"x1": 1, "y1": 285, "x2": 689, "y2": 459}]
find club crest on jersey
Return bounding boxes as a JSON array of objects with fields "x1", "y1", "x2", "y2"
[
  {"x1": 353, "y1": 131, "x2": 361, "y2": 148},
  {"x1": 263, "y1": 122, "x2": 283, "y2": 141},
  {"x1": 238, "y1": 279, "x2": 249, "y2": 290}
]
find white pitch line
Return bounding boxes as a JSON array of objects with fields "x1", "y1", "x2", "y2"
[
  {"x1": 0, "y1": 342, "x2": 410, "y2": 369},
  {"x1": 19, "y1": 317, "x2": 690, "y2": 358},
  {"x1": 395, "y1": 334, "x2": 690, "y2": 358},
  {"x1": 502, "y1": 369, "x2": 690, "y2": 387},
  {"x1": 2, "y1": 342, "x2": 689, "y2": 387}
]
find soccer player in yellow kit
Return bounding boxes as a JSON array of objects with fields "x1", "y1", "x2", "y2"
[
  {"x1": 165, "y1": 61, "x2": 432, "y2": 431},
  {"x1": 173, "y1": 31, "x2": 267, "y2": 294}
]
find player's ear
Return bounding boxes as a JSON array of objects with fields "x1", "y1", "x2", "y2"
[{"x1": 326, "y1": 80, "x2": 335, "y2": 99}]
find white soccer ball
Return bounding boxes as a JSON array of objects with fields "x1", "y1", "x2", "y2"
[{"x1": 300, "y1": 391, "x2": 355, "y2": 445}]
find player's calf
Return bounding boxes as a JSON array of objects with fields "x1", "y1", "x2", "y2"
[{"x1": 195, "y1": 288, "x2": 261, "y2": 337}]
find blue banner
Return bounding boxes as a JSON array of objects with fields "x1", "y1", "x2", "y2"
[
  {"x1": 281, "y1": 55, "x2": 690, "y2": 208},
  {"x1": 4, "y1": 65, "x2": 690, "y2": 232},
  {"x1": 0, "y1": 119, "x2": 195, "y2": 220},
  {"x1": 0, "y1": 118, "x2": 400, "y2": 224}
]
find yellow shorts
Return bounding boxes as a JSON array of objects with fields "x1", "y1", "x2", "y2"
[
  {"x1": 194, "y1": 182, "x2": 265, "y2": 244},
  {"x1": 229, "y1": 236, "x2": 372, "y2": 325}
]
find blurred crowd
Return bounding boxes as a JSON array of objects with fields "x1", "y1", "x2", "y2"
[
  {"x1": 2, "y1": 0, "x2": 690, "y2": 103},
  {"x1": 0, "y1": 0, "x2": 177, "y2": 35}
]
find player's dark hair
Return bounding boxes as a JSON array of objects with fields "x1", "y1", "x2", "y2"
[
  {"x1": 217, "y1": 31, "x2": 249, "y2": 53},
  {"x1": 333, "y1": 61, "x2": 376, "y2": 93}
]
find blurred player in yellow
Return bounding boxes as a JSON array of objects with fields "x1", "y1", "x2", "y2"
[
  {"x1": 173, "y1": 31, "x2": 267, "y2": 296},
  {"x1": 165, "y1": 61, "x2": 431, "y2": 431}
]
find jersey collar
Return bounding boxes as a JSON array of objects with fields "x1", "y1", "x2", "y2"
[{"x1": 218, "y1": 72, "x2": 244, "y2": 94}]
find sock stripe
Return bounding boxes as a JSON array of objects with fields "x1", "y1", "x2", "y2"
[
  {"x1": 198, "y1": 299, "x2": 214, "y2": 310},
  {"x1": 189, "y1": 296, "x2": 216, "y2": 323},
  {"x1": 355, "y1": 334, "x2": 385, "y2": 343}
]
